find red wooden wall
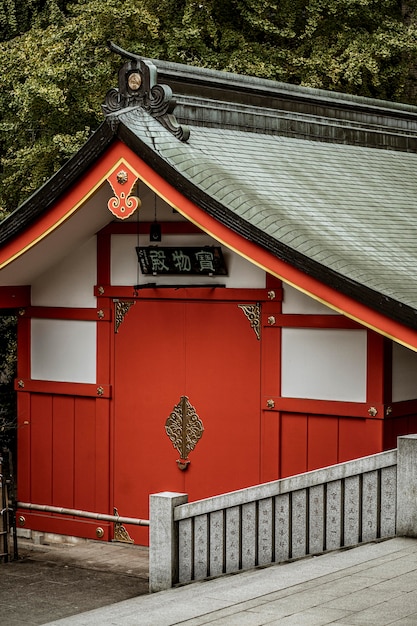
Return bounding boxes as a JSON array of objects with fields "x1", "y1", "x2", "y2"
[
  {"x1": 17, "y1": 392, "x2": 111, "y2": 539},
  {"x1": 14, "y1": 229, "x2": 417, "y2": 545}
]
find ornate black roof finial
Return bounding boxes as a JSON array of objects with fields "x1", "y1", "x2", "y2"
[{"x1": 103, "y1": 42, "x2": 190, "y2": 142}]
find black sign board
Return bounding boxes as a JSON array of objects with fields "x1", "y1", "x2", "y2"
[{"x1": 136, "y1": 246, "x2": 227, "y2": 276}]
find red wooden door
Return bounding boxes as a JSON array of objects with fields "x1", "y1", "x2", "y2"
[{"x1": 113, "y1": 294, "x2": 261, "y2": 543}]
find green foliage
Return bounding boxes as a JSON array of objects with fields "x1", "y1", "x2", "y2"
[
  {"x1": 0, "y1": 0, "x2": 162, "y2": 210},
  {"x1": 1, "y1": 0, "x2": 417, "y2": 213},
  {"x1": 1, "y1": 0, "x2": 417, "y2": 455},
  {"x1": 147, "y1": 0, "x2": 417, "y2": 99},
  {"x1": 0, "y1": 0, "x2": 71, "y2": 40},
  {"x1": 0, "y1": 316, "x2": 17, "y2": 451},
  {"x1": 0, "y1": 0, "x2": 40, "y2": 41}
]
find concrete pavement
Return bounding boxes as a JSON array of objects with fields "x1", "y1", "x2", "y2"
[
  {"x1": 0, "y1": 537, "x2": 149, "y2": 625},
  {"x1": 43, "y1": 536, "x2": 417, "y2": 626}
]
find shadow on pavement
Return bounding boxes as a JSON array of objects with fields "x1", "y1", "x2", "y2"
[{"x1": 0, "y1": 538, "x2": 149, "y2": 625}]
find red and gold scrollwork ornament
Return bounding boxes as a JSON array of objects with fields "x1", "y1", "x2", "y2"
[{"x1": 106, "y1": 163, "x2": 141, "y2": 219}]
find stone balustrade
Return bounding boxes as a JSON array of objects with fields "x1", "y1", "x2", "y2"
[{"x1": 149, "y1": 435, "x2": 417, "y2": 592}]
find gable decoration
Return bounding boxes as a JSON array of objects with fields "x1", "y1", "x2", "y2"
[{"x1": 106, "y1": 160, "x2": 140, "y2": 219}]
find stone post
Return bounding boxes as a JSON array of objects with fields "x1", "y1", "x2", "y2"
[
  {"x1": 149, "y1": 491, "x2": 188, "y2": 592},
  {"x1": 396, "y1": 434, "x2": 417, "y2": 537}
]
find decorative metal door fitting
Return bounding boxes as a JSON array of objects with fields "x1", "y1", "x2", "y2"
[
  {"x1": 113, "y1": 507, "x2": 134, "y2": 544},
  {"x1": 238, "y1": 303, "x2": 261, "y2": 340},
  {"x1": 165, "y1": 396, "x2": 204, "y2": 470},
  {"x1": 114, "y1": 300, "x2": 135, "y2": 333}
]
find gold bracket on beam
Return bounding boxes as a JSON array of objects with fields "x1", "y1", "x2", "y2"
[
  {"x1": 238, "y1": 303, "x2": 261, "y2": 340},
  {"x1": 114, "y1": 300, "x2": 135, "y2": 333}
]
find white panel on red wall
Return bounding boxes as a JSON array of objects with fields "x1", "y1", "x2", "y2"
[
  {"x1": 392, "y1": 342, "x2": 417, "y2": 401},
  {"x1": 31, "y1": 319, "x2": 96, "y2": 383},
  {"x1": 31, "y1": 237, "x2": 97, "y2": 307},
  {"x1": 281, "y1": 328, "x2": 367, "y2": 401},
  {"x1": 282, "y1": 283, "x2": 339, "y2": 315}
]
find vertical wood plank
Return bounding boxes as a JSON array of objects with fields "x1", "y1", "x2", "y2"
[
  {"x1": 95, "y1": 228, "x2": 111, "y2": 520},
  {"x1": 94, "y1": 398, "x2": 110, "y2": 516},
  {"x1": 52, "y1": 396, "x2": 75, "y2": 507},
  {"x1": 281, "y1": 414, "x2": 308, "y2": 478},
  {"x1": 74, "y1": 397, "x2": 96, "y2": 511},
  {"x1": 338, "y1": 418, "x2": 383, "y2": 463},
  {"x1": 260, "y1": 298, "x2": 281, "y2": 483},
  {"x1": 260, "y1": 410, "x2": 280, "y2": 483},
  {"x1": 307, "y1": 416, "x2": 338, "y2": 472},
  {"x1": 17, "y1": 393, "x2": 31, "y2": 502},
  {"x1": 31, "y1": 394, "x2": 53, "y2": 504}
]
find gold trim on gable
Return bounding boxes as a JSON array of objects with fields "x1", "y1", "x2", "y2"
[
  {"x1": 0, "y1": 157, "x2": 142, "y2": 271},
  {"x1": 2, "y1": 152, "x2": 416, "y2": 352}
]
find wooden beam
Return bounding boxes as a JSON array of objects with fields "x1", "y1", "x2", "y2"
[{"x1": 0, "y1": 285, "x2": 30, "y2": 308}]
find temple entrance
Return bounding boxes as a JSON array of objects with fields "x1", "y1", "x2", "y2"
[{"x1": 113, "y1": 293, "x2": 262, "y2": 543}]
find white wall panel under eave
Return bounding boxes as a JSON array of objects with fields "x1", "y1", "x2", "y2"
[
  {"x1": 31, "y1": 319, "x2": 96, "y2": 383},
  {"x1": 281, "y1": 328, "x2": 367, "y2": 402},
  {"x1": 31, "y1": 237, "x2": 97, "y2": 307},
  {"x1": 111, "y1": 234, "x2": 266, "y2": 288},
  {"x1": 392, "y1": 342, "x2": 417, "y2": 401},
  {"x1": 282, "y1": 284, "x2": 339, "y2": 314}
]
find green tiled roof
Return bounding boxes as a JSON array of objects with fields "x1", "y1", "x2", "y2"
[
  {"x1": 3, "y1": 50, "x2": 417, "y2": 331},
  {"x1": 117, "y1": 106, "x2": 417, "y2": 315}
]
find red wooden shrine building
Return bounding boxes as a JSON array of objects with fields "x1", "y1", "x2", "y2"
[{"x1": 2, "y1": 45, "x2": 417, "y2": 544}]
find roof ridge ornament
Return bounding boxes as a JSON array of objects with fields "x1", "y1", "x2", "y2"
[{"x1": 103, "y1": 42, "x2": 190, "y2": 142}]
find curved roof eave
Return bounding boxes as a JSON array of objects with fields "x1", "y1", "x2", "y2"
[
  {"x1": 152, "y1": 56, "x2": 417, "y2": 121},
  {"x1": 0, "y1": 106, "x2": 416, "y2": 347},
  {"x1": 0, "y1": 122, "x2": 115, "y2": 248},
  {"x1": 114, "y1": 120, "x2": 417, "y2": 336}
]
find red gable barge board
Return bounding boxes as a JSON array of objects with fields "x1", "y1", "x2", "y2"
[{"x1": 3, "y1": 45, "x2": 417, "y2": 544}]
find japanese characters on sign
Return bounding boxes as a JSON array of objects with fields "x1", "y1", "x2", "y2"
[{"x1": 136, "y1": 246, "x2": 227, "y2": 276}]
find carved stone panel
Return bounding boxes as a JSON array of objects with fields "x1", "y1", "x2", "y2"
[
  {"x1": 362, "y1": 471, "x2": 379, "y2": 542},
  {"x1": 178, "y1": 518, "x2": 193, "y2": 584},
  {"x1": 258, "y1": 497, "x2": 273, "y2": 566},
  {"x1": 309, "y1": 484, "x2": 325, "y2": 554},
  {"x1": 209, "y1": 510, "x2": 224, "y2": 578},
  {"x1": 326, "y1": 480, "x2": 342, "y2": 550},
  {"x1": 380, "y1": 465, "x2": 397, "y2": 538},
  {"x1": 292, "y1": 490, "x2": 307, "y2": 559},
  {"x1": 344, "y1": 475, "x2": 360, "y2": 546},
  {"x1": 275, "y1": 493, "x2": 290, "y2": 563}
]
